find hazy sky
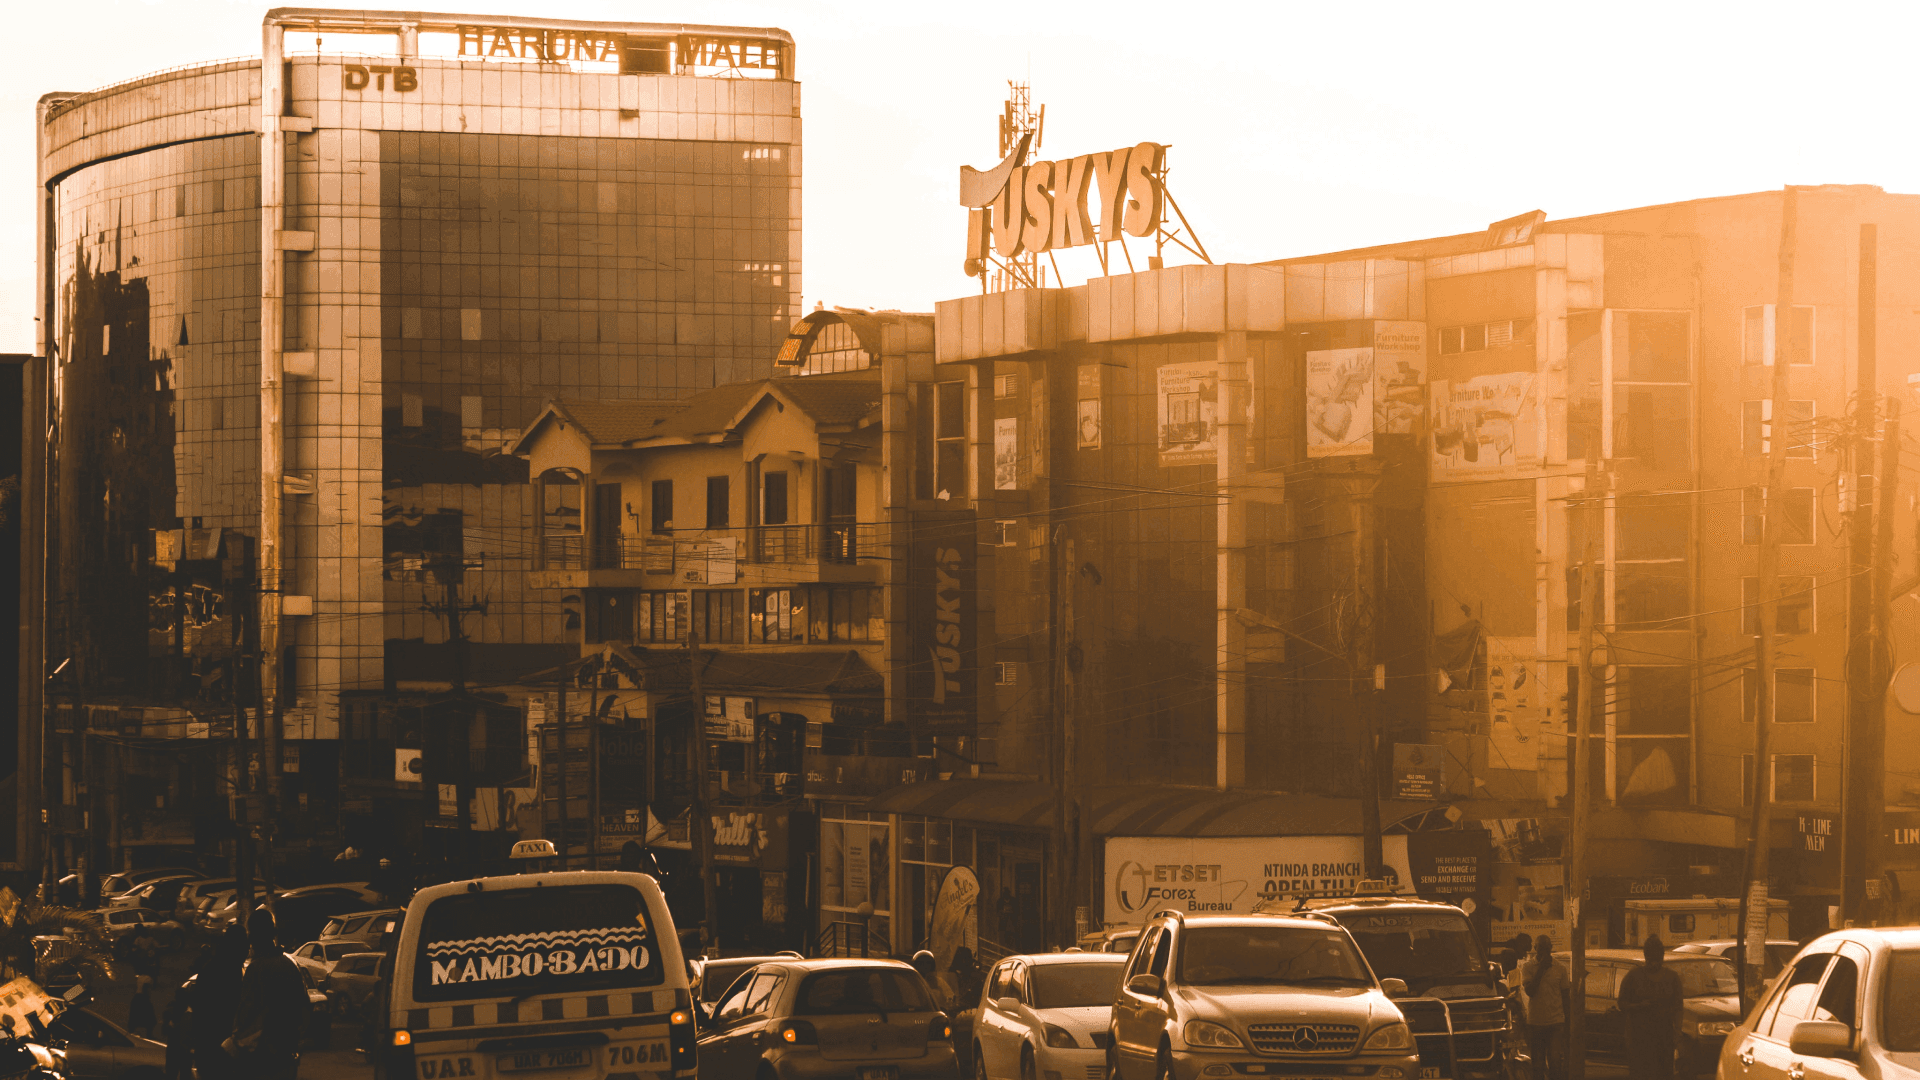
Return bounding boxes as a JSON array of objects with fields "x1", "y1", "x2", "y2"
[{"x1": 5, "y1": 0, "x2": 1919, "y2": 352}]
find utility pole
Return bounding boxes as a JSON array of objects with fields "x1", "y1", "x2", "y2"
[
  {"x1": 1744, "y1": 184, "x2": 1799, "y2": 1003},
  {"x1": 556, "y1": 663, "x2": 569, "y2": 871},
  {"x1": 1567, "y1": 458, "x2": 1602, "y2": 1080},
  {"x1": 1843, "y1": 223, "x2": 1881, "y2": 925},
  {"x1": 687, "y1": 629, "x2": 721, "y2": 956},
  {"x1": 1863, "y1": 401, "x2": 1901, "y2": 920},
  {"x1": 1349, "y1": 469, "x2": 1384, "y2": 878},
  {"x1": 1059, "y1": 536, "x2": 1084, "y2": 942}
]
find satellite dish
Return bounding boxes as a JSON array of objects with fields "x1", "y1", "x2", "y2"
[{"x1": 1893, "y1": 663, "x2": 1920, "y2": 715}]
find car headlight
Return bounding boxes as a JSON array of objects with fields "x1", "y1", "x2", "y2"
[
  {"x1": 1364, "y1": 1023, "x2": 1414, "y2": 1051},
  {"x1": 1044, "y1": 1023, "x2": 1079, "y2": 1049},
  {"x1": 1695, "y1": 1021, "x2": 1735, "y2": 1036},
  {"x1": 1184, "y1": 1020, "x2": 1244, "y2": 1050}
]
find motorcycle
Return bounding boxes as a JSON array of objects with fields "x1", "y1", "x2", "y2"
[{"x1": 0, "y1": 1034, "x2": 67, "y2": 1079}]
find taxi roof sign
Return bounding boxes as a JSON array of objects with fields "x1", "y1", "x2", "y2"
[{"x1": 509, "y1": 839, "x2": 558, "y2": 859}]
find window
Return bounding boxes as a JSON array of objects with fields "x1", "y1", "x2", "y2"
[
  {"x1": 690, "y1": 590, "x2": 742, "y2": 645},
  {"x1": 1760, "y1": 954, "x2": 1834, "y2": 1038},
  {"x1": 995, "y1": 662, "x2": 1019, "y2": 686},
  {"x1": 1609, "y1": 312, "x2": 1691, "y2": 470},
  {"x1": 705, "y1": 476, "x2": 730, "y2": 530},
  {"x1": 1568, "y1": 312, "x2": 1602, "y2": 459},
  {"x1": 1744, "y1": 487, "x2": 1815, "y2": 545},
  {"x1": 1881, "y1": 951, "x2": 1920, "y2": 1050},
  {"x1": 1743, "y1": 576, "x2": 1815, "y2": 635},
  {"x1": 1743, "y1": 400, "x2": 1817, "y2": 458},
  {"x1": 1744, "y1": 304, "x2": 1814, "y2": 367},
  {"x1": 461, "y1": 395, "x2": 483, "y2": 428},
  {"x1": 1744, "y1": 668, "x2": 1816, "y2": 724},
  {"x1": 1437, "y1": 320, "x2": 1535, "y2": 355},
  {"x1": 1812, "y1": 956, "x2": 1859, "y2": 1032},
  {"x1": 993, "y1": 519, "x2": 1017, "y2": 546},
  {"x1": 1614, "y1": 667, "x2": 1690, "y2": 807},
  {"x1": 1615, "y1": 492, "x2": 1691, "y2": 627},
  {"x1": 817, "y1": 802, "x2": 891, "y2": 951},
  {"x1": 634, "y1": 590, "x2": 689, "y2": 644},
  {"x1": 651, "y1": 479, "x2": 673, "y2": 533},
  {"x1": 808, "y1": 586, "x2": 885, "y2": 643},
  {"x1": 750, "y1": 588, "x2": 802, "y2": 643},
  {"x1": 994, "y1": 373, "x2": 1020, "y2": 398},
  {"x1": 919, "y1": 380, "x2": 967, "y2": 500},
  {"x1": 1745, "y1": 754, "x2": 1818, "y2": 804},
  {"x1": 762, "y1": 472, "x2": 788, "y2": 526}
]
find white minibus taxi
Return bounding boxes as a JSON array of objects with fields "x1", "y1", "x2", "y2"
[{"x1": 374, "y1": 863, "x2": 696, "y2": 1080}]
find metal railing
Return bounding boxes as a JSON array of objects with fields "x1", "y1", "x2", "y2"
[
  {"x1": 540, "y1": 525, "x2": 883, "y2": 571},
  {"x1": 540, "y1": 534, "x2": 584, "y2": 570},
  {"x1": 815, "y1": 921, "x2": 889, "y2": 959}
]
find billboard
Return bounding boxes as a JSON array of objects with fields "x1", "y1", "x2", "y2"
[
  {"x1": 1430, "y1": 372, "x2": 1540, "y2": 476},
  {"x1": 1156, "y1": 361, "x2": 1218, "y2": 465},
  {"x1": 1373, "y1": 321, "x2": 1426, "y2": 437},
  {"x1": 908, "y1": 516, "x2": 976, "y2": 733},
  {"x1": 1306, "y1": 347, "x2": 1374, "y2": 457},
  {"x1": 1103, "y1": 835, "x2": 1413, "y2": 927}
]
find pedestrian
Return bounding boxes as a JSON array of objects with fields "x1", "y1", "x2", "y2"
[
  {"x1": 127, "y1": 972, "x2": 157, "y2": 1038},
  {"x1": 161, "y1": 980, "x2": 194, "y2": 1080},
  {"x1": 949, "y1": 946, "x2": 984, "y2": 1010},
  {"x1": 1618, "y1": 935, "x2": 1684, "y2": 1080},
  {"x1": 1520, "y1": 936, "x2": 1568, "y2": 1080},
  {"x1": 190, "y1": 931, "x2": 246, "y2": 1080},
  {"x1": 225, "y1": 908, "x2": 310, "y2": 1080}
]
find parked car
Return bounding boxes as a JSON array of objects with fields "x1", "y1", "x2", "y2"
[
  {"x1": 316, "y1": 907, "x2": 403, "y2": 951},
  {"x1": 1717, "y1": 927, "x2": 1920, "y2": 1080},
  {"x1": 325, "y1": 951, "x2": 387, "y2": 1016},
  {"x1": 47, "y1": 1005, "x2": 167, "y2": 1080},
  {"x1": 695, "y1": 953, "x2": 807, "y2": 1009},
  {"x1": 1563, "y1": 948, "x2": 1740, "y2": 1076},
  {"x1": 98, "y1": 907, "x2": 180, "y2": 950},
  {"x1": 975, "y1": 952, "x2": 1127, "y2": 1080},
  {"x1": 1077, "y1": 928, "x2": 1143, "y2": 955},
  {"x1": 103, "y1": 875, "x2": 196, "y2": 913},
  {"x1": 695, "y1": 958, "x2": 957, "y2": 1080},
  {"x1": 288, "y1": 939, "x2": 371, "y2": 985},
  {"x1": 1107, "y1": 912, "x2": 1418, "y2": 1080},
  {"x1": 98, "y1": 867, "x2": 199, "y2": 903},
  {"x1": 1672, "y1": 940, "x2": 1800, "y2": 980},
  {"x1": 269, "y1": 883, "x2": 383, "y2": 945},
  {"x1": 172, "y1": 878, "x2": 236, "y2": 919}
]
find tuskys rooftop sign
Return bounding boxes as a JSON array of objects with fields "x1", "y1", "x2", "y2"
[{"x1": 960, "y1": 139, "x2": 1167, "y2": 275}]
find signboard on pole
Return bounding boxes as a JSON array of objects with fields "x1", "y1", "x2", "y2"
[
  {"x1": 703, "y1": 696, "x2": 755, "y2": 742},
  {"x1": 1392, "y1": 743, "x2": 1444, "y2": 799}
]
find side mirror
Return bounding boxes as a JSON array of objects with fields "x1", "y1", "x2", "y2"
[
  {"x1": 995, "y1": 995, "x2": 1020, "y2": 1012},
  {"x1": 1380, "y1": 978, "x2": 1409, "y2": 997},
  {"x1": 1126, "y1": 974, "x2": 1164, "y2": 998},
  {"x1": 1788, "y1": 1021, "x2": 1851, "y2": 1057},
  {"x1": 1488, "y1": 961, "x2": 1504, "y2": 977}
]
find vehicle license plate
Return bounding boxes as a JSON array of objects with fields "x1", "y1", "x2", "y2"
[
  {"x1": 496, "y1": 1047, "x2": 592, "y2": 1072},
  {"x1": 1420, "y1": 1069, "x2": 1445, "y2": 1079},
  {"x1": 857, "y1": 1068, "x2": 899, "y2": 1080}
]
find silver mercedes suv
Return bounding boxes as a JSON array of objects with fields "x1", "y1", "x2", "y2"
[{"x1": 1107, "y1": 911, "x2": 1420, "y2": 1080}]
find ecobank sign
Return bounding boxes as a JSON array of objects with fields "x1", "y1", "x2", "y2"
[
  {"x1": 959, "y1": 138, "x2": 1167, "y2": 272},
  {"x1": 1104, "y1": 835, "x2": 1414, "y2": 927}
]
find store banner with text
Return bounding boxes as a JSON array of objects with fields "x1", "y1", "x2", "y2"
[
  {"x1": 1104, "y1": 835, "x2": 1413, "y2": 927},
  {"x1": 908, "y1": 516, "x2": 976, "y2": 733}
]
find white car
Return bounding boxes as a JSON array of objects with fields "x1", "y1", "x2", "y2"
[
  {"x1": 287, "y1": 939, "x2": 370, "y2": 985},
  {"x1": 974, "y1": 952, "x2": 1128, "y2": 1080}
]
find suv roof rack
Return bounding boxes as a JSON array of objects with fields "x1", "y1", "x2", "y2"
[{"x1": 1151, "y1": 909, "x2": 1187, "y2": 923}]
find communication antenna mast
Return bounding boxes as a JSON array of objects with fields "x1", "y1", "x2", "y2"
[{"x1": 990, "y1": 82, "x2": 1046, "y2": 294}]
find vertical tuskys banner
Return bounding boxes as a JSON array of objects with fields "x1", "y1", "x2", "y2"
[{"x1": 909, "y1": 516, "x2": 976, "y2": 733}]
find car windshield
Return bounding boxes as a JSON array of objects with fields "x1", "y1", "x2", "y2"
[
  {"x1": 1333, "y1": 911, "x2": 1486, "y2": 981},
  {"x1": 796, "y1": 968, "x2": 933, "y2": 1015},
  {"x1": 1030, "y1": 963, "x2": 1124, "y2": 1008},
  {"x1": 1177, "y1": 926, "x2": 1372, "y2": 987},
  {"x1": 412, "y1": 883, "x2": 665, "y2": 1003},
  {"x1": 1670, "y1": 959, "x2": 1739, "y2": 997},
  {"x1": 1884, "y1": 951, "x2": 1920, "y2": 1051}
]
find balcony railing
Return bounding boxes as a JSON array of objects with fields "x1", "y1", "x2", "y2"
[{"x1": 539, "y1": 526, "x2": 883, "y2": 570}]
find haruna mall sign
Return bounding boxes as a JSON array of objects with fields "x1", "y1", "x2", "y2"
[{"x1": 960, "y1": 135, "x2": 1167, "y2": 274}]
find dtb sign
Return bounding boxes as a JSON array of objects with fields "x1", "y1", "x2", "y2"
[{"x1": 959, "y1": 138, "x2": 1166, "y2": 274}]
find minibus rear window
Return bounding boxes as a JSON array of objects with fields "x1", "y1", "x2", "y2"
[{"x1": 411, "y1": 884, "x2": 665, "y2": 1002}]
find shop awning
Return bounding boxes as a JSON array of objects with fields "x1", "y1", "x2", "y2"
[{"x1": 863, "y1": 780, "x2": 1437, "y2": 836}]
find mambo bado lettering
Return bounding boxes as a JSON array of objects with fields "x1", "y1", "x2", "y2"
[
  {"x1": 929, "y1": 546, "x2": 963, "y2": 705},
  {"x1": 429, "y1": 945, "x2": 652, "y2": 984},
  {"x1": 960, "y1": 142, "x2": 1167, "y2": 274},
  {"x1": 342, "y1": 65, "x2": 418, "y2": 92}
]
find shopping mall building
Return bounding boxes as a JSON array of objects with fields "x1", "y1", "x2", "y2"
[{"x1": 20, "y1": 9, "x2": 800, "y2": 890}]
